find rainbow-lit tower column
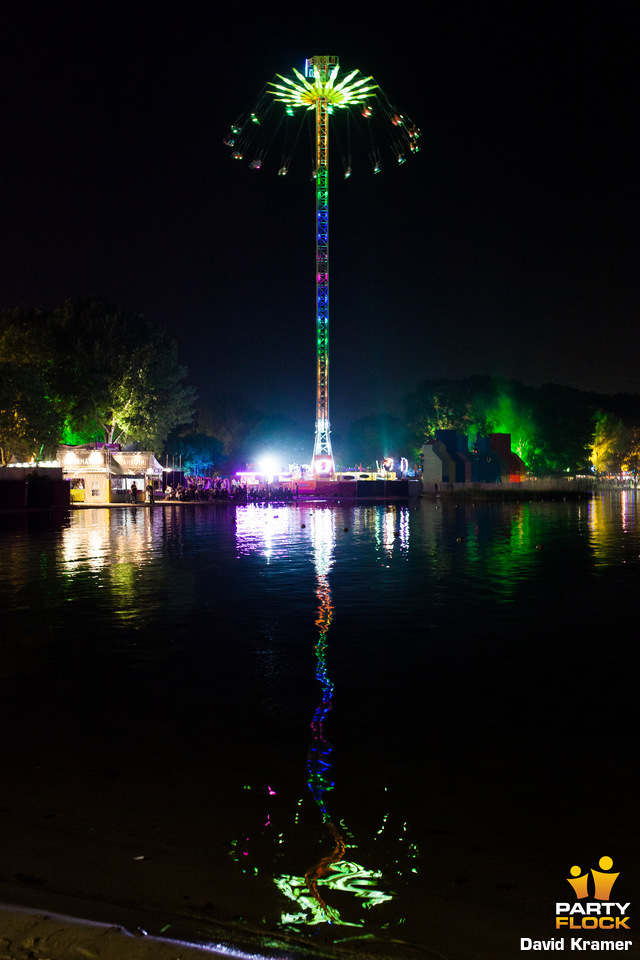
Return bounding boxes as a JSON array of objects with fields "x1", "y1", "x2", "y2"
[
  {"x1": 268, "y1": 57, "x2": 378, "y2": 478},
  {"x1": 310, "y1": 55, "x2": 333, "y2": 477}
]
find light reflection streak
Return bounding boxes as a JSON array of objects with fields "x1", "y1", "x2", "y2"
[
  {"x1": 587, "y1": 490, "x2": 640, "y2": 560},
  {"x1": 59, "y1": 509, "x2": 159, "y2": 572},
  {"x1": 56, "y1": 509, "x2": 169, "y2": 624},
  {"x1": 359, "y1": 505, "x2": 410, "y2": 559},
  {"x1": 228, "y1": 504, "x2": 417, "y2": 934},
  {"x1": 620, "y1": 489, "x2": 636, "y2": 533},
  {"x1": 274, "y1": 506, "x2": 394, "y2": 927},
  {"x1": 234, "y1": 504, "x2": 301, "y2": 560}
]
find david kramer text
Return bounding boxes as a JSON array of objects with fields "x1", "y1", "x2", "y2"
[{"x1": 521, "y1": 939, "x2": 633, "y2": 951}]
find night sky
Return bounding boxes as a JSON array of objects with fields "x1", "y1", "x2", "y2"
[{"x1": 2, "y1": 3, "x2": 638, "y2": 440}]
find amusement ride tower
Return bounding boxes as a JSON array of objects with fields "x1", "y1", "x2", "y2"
[
  {"x1": 268, "y1": 57, "x2": 377, "y2": 477},
  {"x1": 226, "y1": 56, "x2": 419, "y2": 478}
]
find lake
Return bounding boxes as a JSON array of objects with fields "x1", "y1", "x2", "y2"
[{"x1": 0, "y1": 492, "x2": 637, "y2": 959}]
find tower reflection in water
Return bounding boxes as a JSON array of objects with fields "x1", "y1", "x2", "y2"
[
  {"x1": 232, "y1": 508, "x2": 404, "y2": 928},
  {"x1": 230, "y1": 504, "x2": 417, "y2": 933},
  {"x1": 273, "y1": 508, "x2": 394, "y2": 927}
]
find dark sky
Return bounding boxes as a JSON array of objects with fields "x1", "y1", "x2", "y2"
[{"x1": 1, "y1": 2, "x2": 638, "y2": 439}]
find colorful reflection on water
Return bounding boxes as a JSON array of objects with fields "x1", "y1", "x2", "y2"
[
  {"x1": 229, "y1": 507, "x2": 412, "y2": 932},
  {"x1": 273, "y1": 508, "x2": 401, "y2": 928}
]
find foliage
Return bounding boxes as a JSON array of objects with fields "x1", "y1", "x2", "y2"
[
  {"x1": 405, "y1": 376, "x2": 597, "y2": 474},
  {"x1": 404, "y1": 378, "x2": 475, "y2": 448},
  {"x1": 591, "y1": 411, "x2": 629, "y2": 474},
  {"x1": 622, "y1": 427, "x2": 640, "y2": 478},
  {"x1": 530, "y1": 384, "x2": 594, "y2": 474},
  {"x1": 471, "y1": 380, "x2": 539, "y2": 466},
  {"x1": 47, "y1": 299, "x2": 195, "y2": 450},
  {"x1": 60, "y1": 418, "x2": 101, "y2": 447},
  {"x1": 0, "y1": 298, "x2": 195, "y2": 456},
  {"x1": 0, "y1": 362, "x2": 62, "y2": 465}
]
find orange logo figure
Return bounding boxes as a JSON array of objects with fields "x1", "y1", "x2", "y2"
[
  {"x1": 567, "y1": 856, "x2": 619, "y2": 900},
  {"x1": 592, "y1": 856, "x2": 619, "y2": 901},
  {"x1": 568, "y1": 865, "x2": 590, "y2": 899}
]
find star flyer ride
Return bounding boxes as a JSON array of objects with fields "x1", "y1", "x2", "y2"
[{"x1": 225, "y1": 57, "x2": 420, "y2": 478}]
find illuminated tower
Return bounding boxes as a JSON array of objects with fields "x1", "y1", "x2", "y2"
[
  {"x1": 227, "y1": 57, "x2": 419, "y2": 477},
  {"x1": 268, "y1": 57, "x2": 378, "y2": 477}
]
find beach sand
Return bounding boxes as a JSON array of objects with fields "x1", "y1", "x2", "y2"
[{"x1": 0, "y1": 903, "x2": 236, "y2": 960}]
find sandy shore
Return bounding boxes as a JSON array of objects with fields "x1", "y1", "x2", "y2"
[
  {"x1": 0, "y1": 902, "x2": 449, "y2": 960},
  {"x1": 0, "y1": 904, "x2": 241, "y2": 960}
]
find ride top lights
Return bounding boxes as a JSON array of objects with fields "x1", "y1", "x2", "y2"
[
  {"x1": 305, "y1": 56, "x2": 337, "y2": 78},
  {"x1": 268, "y1": 64, "x2": 379, "y2": 113}
]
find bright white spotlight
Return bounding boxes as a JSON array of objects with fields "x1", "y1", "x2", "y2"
[{"x1": 258, "y1": 456, "x2": 280, "y2": 481}]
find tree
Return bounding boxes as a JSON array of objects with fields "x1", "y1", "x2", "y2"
[
  {"x1": 622, "y1": 427, "x2": 640, "y2": 480},
  {"x1": 403, "y1": 376, "x2": 606, "y2": 475},
  {"x1": 1, "y1": 299, "x2": 195, "y2": 456},
  {"x1": 46, "y1": 299, "x2": 195, "y2": 451},
  {"x1": 0, "y1": 307, "x2": 64, "y2": 464},
  {"x1": 591, "y1": 411, "x2": 629, "y2": 474},
  {"x1": 532, "y1": 384, "x2": 594, "y2": 474},
  {"x1": 404, "y1": 378, "x2": 473, "y2": 443},
  {"x1": 0, "y1": 362, "x2": 62, "y2": 465}
]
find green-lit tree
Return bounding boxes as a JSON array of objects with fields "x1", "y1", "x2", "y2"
[
  {"x1": 404, "y1": 376, "x2": 603, "y2": 475},
  {"x1": 1, "y1": 299, "x2": 195, "y2": 455},
  {"x1": 46, "y1": 299, "x2": 195, "y2": 450}
]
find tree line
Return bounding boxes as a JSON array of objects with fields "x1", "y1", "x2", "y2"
[
  {"x1": 2, "y1": 300, "x2": 639, "y2": 476},
  {"x1": 0, "y1": 298, "x2": 309, "y2": 472},
  {"x1": 344, "y1": 377, "x2": 640, "y2": 476},
  {"x1": 401, "y1": 376, "x2": 640, "y2": 476}
]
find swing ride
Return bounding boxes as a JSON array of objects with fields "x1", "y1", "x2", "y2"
[{"x1": 224, "y1": 56, "x2": 420, "y2": 478}]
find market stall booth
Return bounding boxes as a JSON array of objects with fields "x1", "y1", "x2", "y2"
[{"x1": 57, "y1": 445, "x2": 164, "y2": 504}]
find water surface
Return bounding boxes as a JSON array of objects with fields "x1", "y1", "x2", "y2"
[{"x1": 0, "y1": 494, "x2": 637, "y2": 958}]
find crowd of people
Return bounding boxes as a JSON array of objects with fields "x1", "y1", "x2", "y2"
[{"x1": 161, "y1": 477, "x2": 297, "y2": 503}]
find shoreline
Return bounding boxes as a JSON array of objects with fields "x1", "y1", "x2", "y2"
[
  {"x1": 0, "y1": 898, "x2": 439, "y2": 960},
  {"x1": 0, "y1": 902, "x2": 227, "y2": 960}
]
